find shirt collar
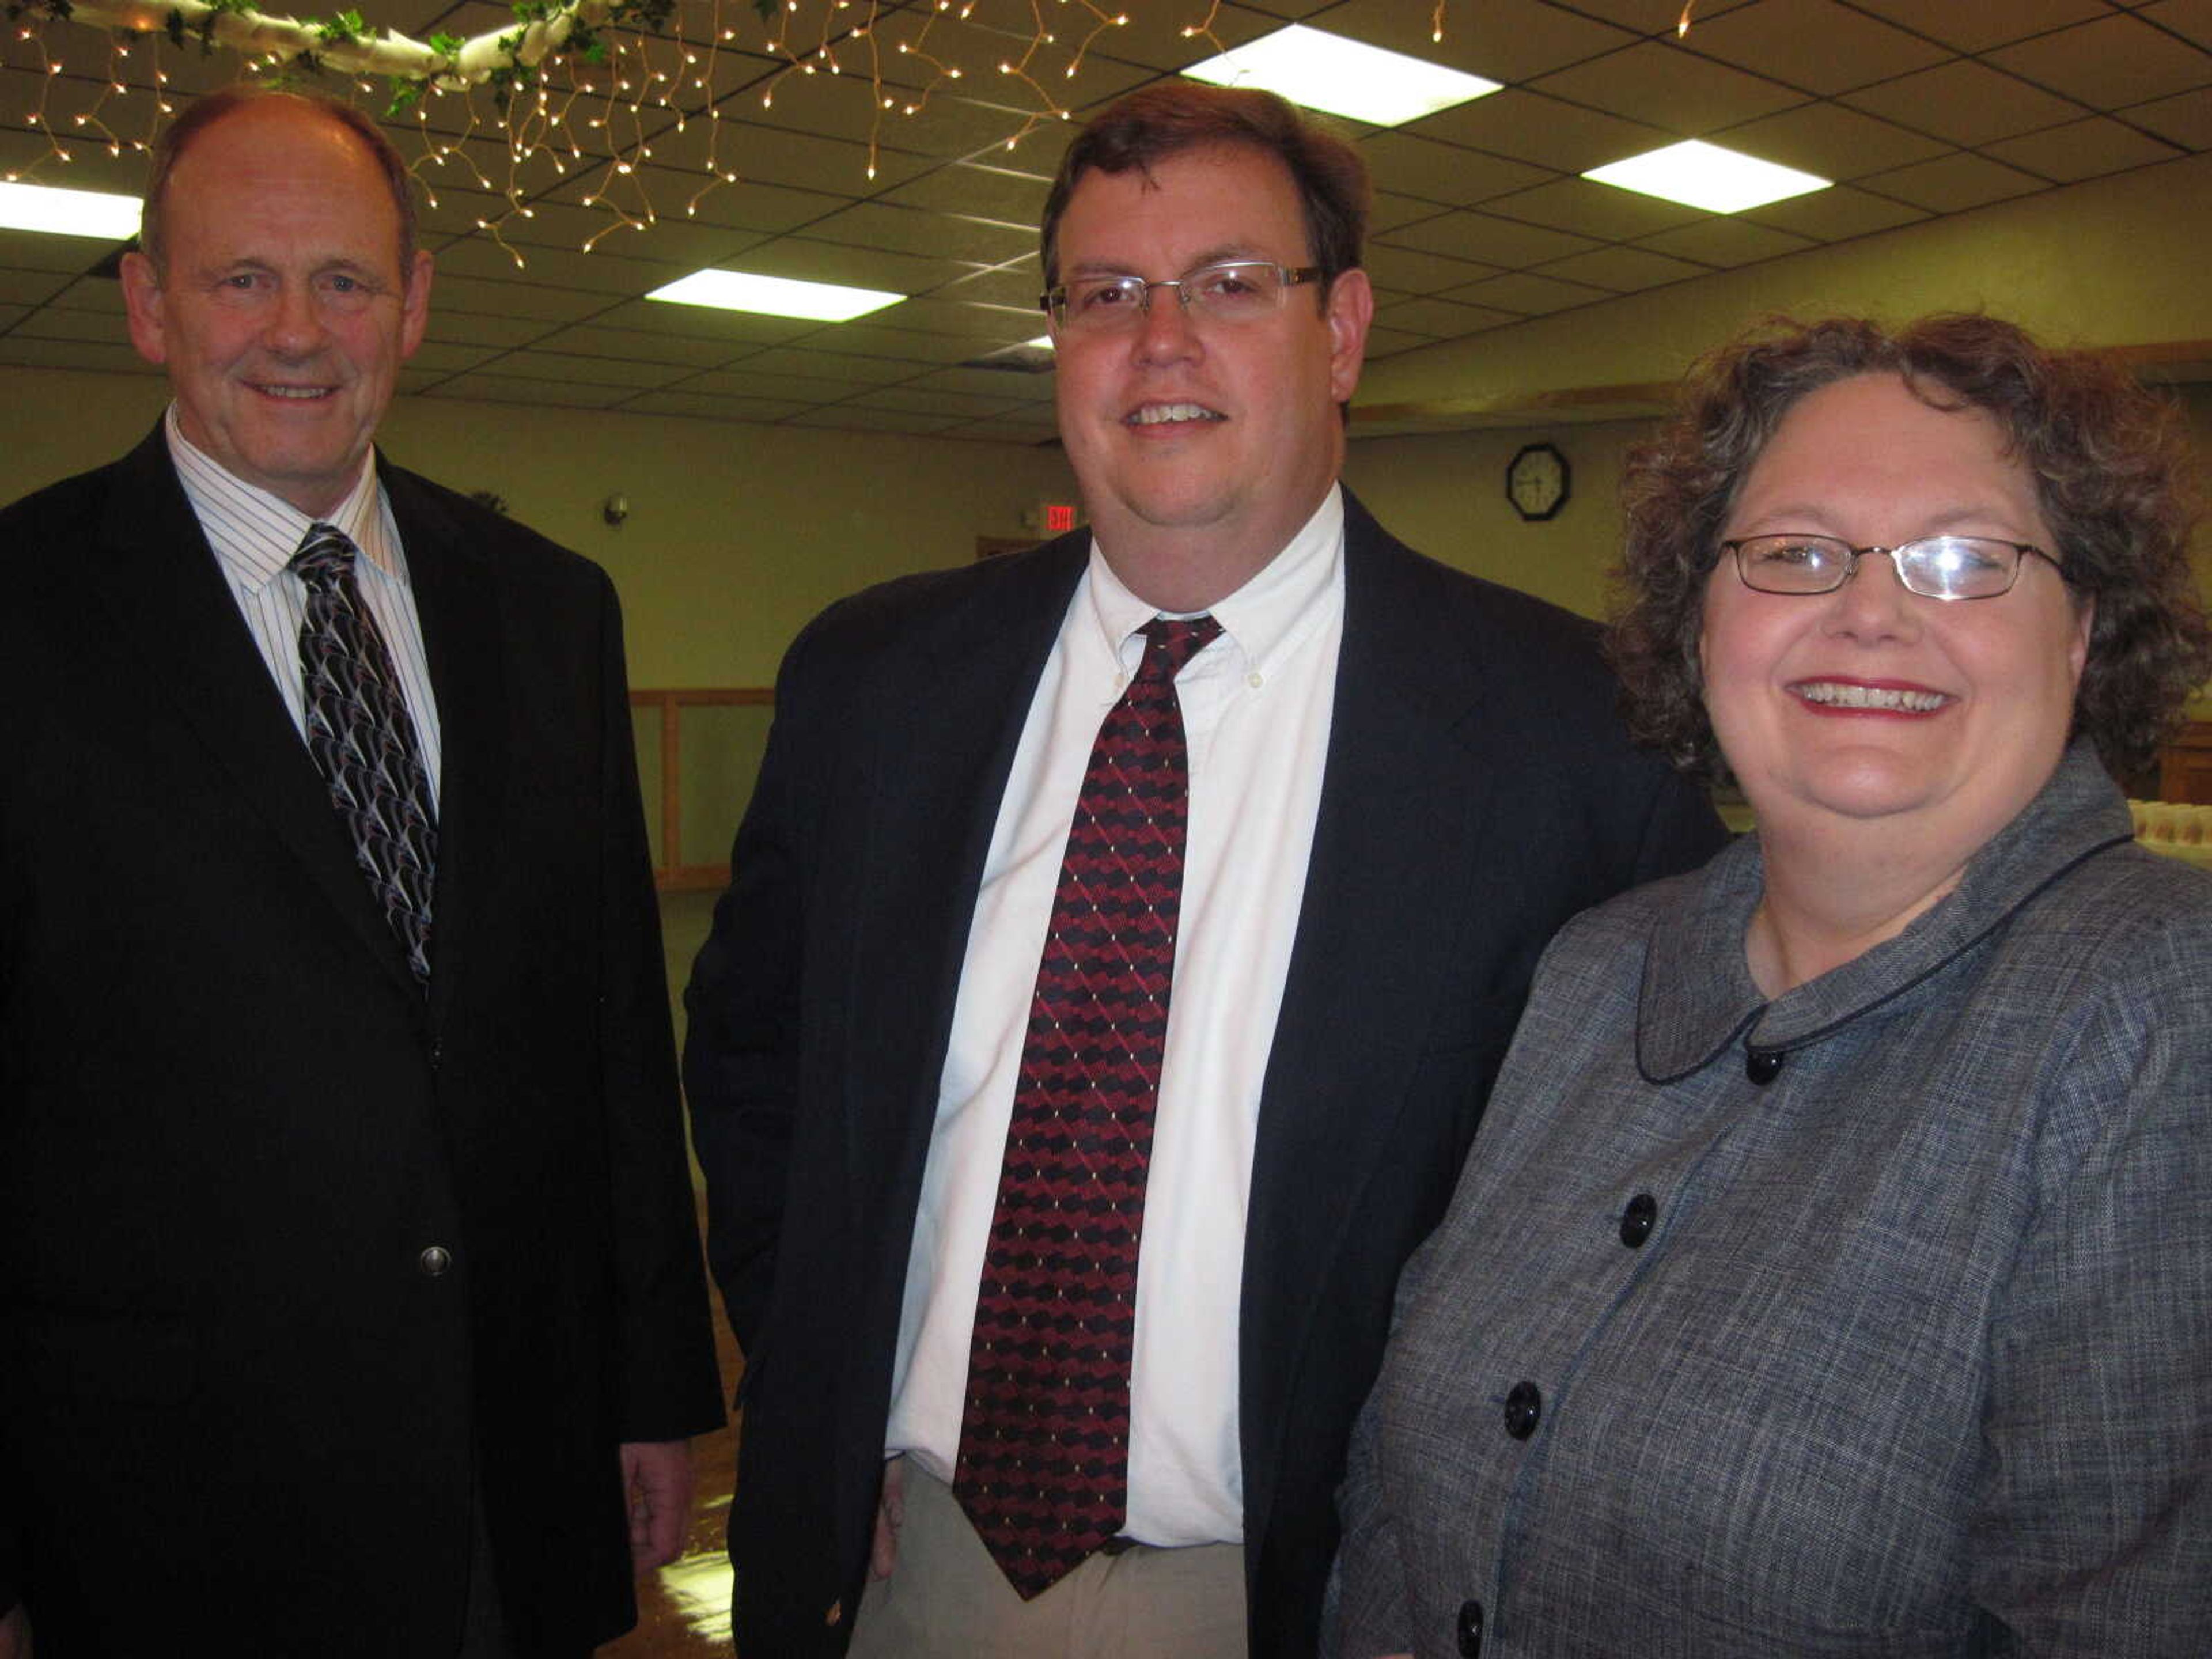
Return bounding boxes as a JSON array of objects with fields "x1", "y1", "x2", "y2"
[
  {"x1": 165, "y1": 403, "x2": 395, "y2": 595},
  {"x1": 1082, "y1": 483, "x2": 1344, "y2": 672},
  {"x1": 1635, "y1": 740, "x2": 2138, "y2": 1081}
]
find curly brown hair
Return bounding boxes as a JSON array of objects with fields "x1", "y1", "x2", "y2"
[{"x1": 1608, "y1": 312, "x2": 2211, "y2": 782}]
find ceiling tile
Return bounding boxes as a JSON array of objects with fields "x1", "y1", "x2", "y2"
[
  {"x1": 1987, "y1": 13, "x2": 2212, "y2": 108},
  {"x1": 1531, "y1": 244, "x2": 1710, "y2": 293},
  {"x1": 1370, "y1": 294, "x2": 1520, "y2": 337},
  {"x1": 527, "y1": 323, "x2": 728, "y2": 364},
  {"x1": 734, "y1": 345, "x2": 921, "y2": 384},
  {"x1": 1554, "y1": 0, "x2": 1760, "y2": 35},
  {"x1": 44, "y1": 274, "x2": 126, "y2": 313},
  {"x1": 1370, "y1": 192, "x2": 1449, "y2": 236},
  {"x1": 1404, "y1": 88, "x2": 1674, "y2": 172},
  {"x1": 801, "y1": 321, "x2": 993, "y2": 364},
  {"x1": 679, "y1": 365, "x2": 855, "y2": 401},
  {"x1": 935, "y1": 266, "x2": 1048, "y2": 310},
  {"x1": 435, "y1": 234, "x2": 694, "y2": 295},
  {"x1": 785, "y1": 404, "x2": 963, "y2": 434},
  {"x1": 1633, "y1": 215, "x2": 1818, "y2": 267},
  {"x1": 421, "y1": 307, "x2": 560, "y2": 349},
  {"x1": 8, "y1": 303, "x2": 120, "y2": 342},
  {"x1": 1377, "y1": 209, "x2": 1602, "y2": 267},
  {"x1": 423, "y1": 373, "x2": 635, "y2": 408},
  {"x1": 423, "y1": 270, "x2": 611, "y2": 321},
  {"x1": 0, "y1": 303, "x2": 27, "y2": 332},
  {"x1": 2127, "y1": 86, "x2": 2212, "y2": 146},
  {"x1": 1528, "y1": 39, "x2": 1810, "y2": 135},
  {"x1": 949, "y1": 416, "x2": 1060, "y2": 444},
  {"x1": 862, "y1": 295, "x2": 1039, "y2": 339},
  {"x1": 584, "y1": 296, "x2": 817, "y2": 343},
  {"x1": 1984, "y1": 116, "x2": 2188, "y2": 181},
  {"x1": 1839, "y1": 0, "x2": 2108, "y2": 52},
  {"x1": 713, "y1": 233, "x2": 975, "y2": 294},
  {"x1": 903, "y1": 363, "x2": 1056, "y2": 401},
  {"x1": 1842, "y1": 60, "x2": 2088, "y2": 147},
  {"x1": 404, "y1": 340, "x2": 503, "y2": 373},
  {"x1": 802, "y1": 199, "x2": 1036, "y2": 262},
  {"x1": 1673, "y1": 0, "x2": 1949, "y2": 94},
  {"x1": 1715, "y1": 100, "x2": 1950, "y2": 180},
  {"x1": 877, "y1": 159, "x2": 1052, "y2": 224},
  {"x1": 0, "y1": 334, "x2": 152, "y2": 373},
  {"x1": 1857, "y1": 151, "x2": 2047, "y2": 213},
  {"x1": 618, "y1": 389, "x2": 816, "y2": 422},
  {"x1": 479, "y1": 348, "x2": 690, "y2": 389},
  {"x1": 1355, "y1": 132, "x2": 1553, "y2": 207},
  {"x1": 1324, "y1": 0, "x2": 1640, "y2": 82},
  {"x1": 0, "y1": 228, "x2": 123, "y2": 275},
  {"x1": 2141, "y1": 0, "x2": 2212, "y2": 51},
  {"x1": 851, "y1": 384, "x2": 1027, "y2": 418},
  {"x1": 1363, "y1": 323, "x2": 1444, "y2": 359},
  {"x1": 1362, "y1": 242, "x2": 1504, "y2": 295},
  {"x1": 1077, "y1": 0, "x2": 1277, "y2": 71},
  {"x1": 1481, "y1": 177, "x2": 1705, "y2": 241},
  {"x1": 1737, "y1": 183, "x2": 1930, "y2": 240},
  {"x1": 1438, "y1": 270, "x2": 1617, "y2": 315},
  {"x1": 656, "y1": 116, "x2": 920, "y2": 197}
]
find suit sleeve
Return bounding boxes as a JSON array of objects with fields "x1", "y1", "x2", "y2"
[
  {"x1": 591, "y1": 573, "x2": 727, "y2": 1440},
  {"x1": 682, "y1": 615, "x2": 826, "y2": 1362},
  {"x1": 1969, "y1": 921, "x2": 2212, "y2": 1653}
]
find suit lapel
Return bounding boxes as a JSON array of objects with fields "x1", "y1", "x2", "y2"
[
  {"x1": 86, "y1": 427, "x2": 421, "y2": 995},
  {"x1": 381, "y1": 463, "x2": 507, "y2": 1027},
  {"x1": 837, "y1": 537, "x2": 1088, "y2": 1256},
  {"x1": 1240, "y1": 496, "x2": 1494, "y2": 1524}
]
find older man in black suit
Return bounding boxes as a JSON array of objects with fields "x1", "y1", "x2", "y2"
[
  {"x1": 0, "y1": 88, "x2": 722, "y2": 1657},
  {"x1": 683, "y1": 81, "x2": 1726, "y2": 1659}
]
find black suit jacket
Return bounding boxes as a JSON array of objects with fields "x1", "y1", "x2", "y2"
[
  {"x1": 683, "y1": 491, "x2": 1726, "y2": 1656},
  {"x1": 0, "y1": 427, "x2": 724, "y2": 1654}
]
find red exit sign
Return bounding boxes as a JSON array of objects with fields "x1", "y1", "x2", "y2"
[{"x1": 1043, "y1": 501, "x2": 1080, "y2": 534}]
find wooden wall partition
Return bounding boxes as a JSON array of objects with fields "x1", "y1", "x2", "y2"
[{"x1": 630, "y1": 688, "x2": 775, "y2": 892}]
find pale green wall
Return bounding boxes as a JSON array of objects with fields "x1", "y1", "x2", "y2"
[{"x1": 0, "y1": 363, "x2": 1078, "y2": 688}]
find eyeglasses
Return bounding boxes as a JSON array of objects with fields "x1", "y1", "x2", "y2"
[
  {"x1": 1040, "y1": 260, "x2": 1322, "y2": 334},
  {"x1": 1721, "y1": 534, "x2": 2066, "y2": 601}
]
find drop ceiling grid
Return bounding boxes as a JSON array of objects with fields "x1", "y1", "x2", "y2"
[{"x1": 0, "y1": 0, "x2": 2206, "y2": 430}]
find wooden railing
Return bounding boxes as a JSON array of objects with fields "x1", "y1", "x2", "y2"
[{"x1": 628, "y1": 688, "x2": 774, "y2": 892}]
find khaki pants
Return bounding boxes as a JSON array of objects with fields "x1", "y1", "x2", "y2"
[{"x1": 848, "y1": 1460, "x2": 1247, "y2": 1659}]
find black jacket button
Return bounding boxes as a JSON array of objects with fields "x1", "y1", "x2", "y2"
[
  {"x1": 1745, "y1": 1047, "x2": 1784, "y2": 1085},
  {"x1": 1457, "y1": 1597, "x2": 1484, "y2": 1656},
  {"x1": 1503, "y1": 1380, "x2": 1541, "y2": 1440},
  {"x1": 1620, "y1": 1192, "x2": 1657, "y2": 1247}
]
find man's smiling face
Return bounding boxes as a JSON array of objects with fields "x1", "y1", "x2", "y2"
[
  {"x1": 1048, "y1": 142, "x2": 1369, "y2": 587},
  {"x1": 123, "y1": 98, "x2": 431, "y2": 519}
]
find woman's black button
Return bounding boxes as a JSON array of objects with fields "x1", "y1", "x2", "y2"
[
  {"x1": 1457, "y1": 1597, "x2": 1484, "y2": 1656},
  {"x1": 1503, "y1": 1380, "x2": 1541, "y2": 1440},
  {"x1": 1745, "y1": 1047, "x2": 1785, "y2": 1085},
  {"x1": 1619, "y1": 1192, "x2": 1657, "y2": 1247}
]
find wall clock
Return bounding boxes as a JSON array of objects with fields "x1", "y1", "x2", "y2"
[{"x1": 1506, "y1": 441, "x2": 1570, "y2": 522}]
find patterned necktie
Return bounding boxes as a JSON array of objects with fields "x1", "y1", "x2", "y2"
[
  {"x1": 955, "y1": 613, "x2": 1223, "y2": 1599},
  {"x1": 291, "y1": 522, "x2": 438, "y2": 988}
]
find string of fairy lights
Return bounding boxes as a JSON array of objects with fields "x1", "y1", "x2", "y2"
[{"x1": 0, "y1": 0, "x2": 1703, "y2": 266}]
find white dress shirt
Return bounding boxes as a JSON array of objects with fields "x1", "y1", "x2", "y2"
[
  {"x1": 884, "y1": 486, "x2": 1347, "y2": 1546},
  {"x1": 165, "y1": 405, "x2": 442, "y2": 802}
]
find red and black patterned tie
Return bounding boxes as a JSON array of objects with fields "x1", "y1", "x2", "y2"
[
  {"x1": 292, "y1": 523, "x2": 438, "y2": 989},
  {"x1": 954, "y1": 613, "x2": 1222, "y2": 1599}
]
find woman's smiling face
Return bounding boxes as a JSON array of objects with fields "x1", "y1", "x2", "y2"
[{"x1": 1700, "y1": 372, "x2": 2092, "y2": 847}]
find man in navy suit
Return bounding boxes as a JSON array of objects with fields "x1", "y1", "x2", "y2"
[
  {"x1": 684, "y1": 81, "x2": 1725, "y2": 1659},
  {"x1": 0, "y1": 88, "x2": 722, "y2": 1656}
]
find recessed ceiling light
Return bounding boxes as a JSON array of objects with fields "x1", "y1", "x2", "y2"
[
  {"x1": 1183, "y1": 25, "x2": 1499, "y2": 127},
  {"x1": 0, "y1": 180, "x2": 142, "y2": 240},
  {"x1": 646, "y1": 269, "x2": 903, "y2": 323},
  {"x1": 1582, "y1": 140, "x2": 1829, "y2": 214}
]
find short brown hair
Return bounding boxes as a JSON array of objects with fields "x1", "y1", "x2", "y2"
[
  {"x1": 1039, "y1": 82, "x2": 1369, "y2": 296},
  {"x1": 1609, "y1": 312, "x2": 2211, "y2": 782},
  {"x1": 139, "y1": 87, "x2": 418, "y2": 277}
]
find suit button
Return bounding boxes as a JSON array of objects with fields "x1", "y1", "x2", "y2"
[
  {"x1": 1457, "y1": 1597, "x2": 1484, "y2": 1656},
  {"x1": 1745, "y1": 1047, "x2": 1784, "y2": 1085},
  {"x1": 417, "y1": 1245, "x2": 452, "y2": 1278},
  {"x1": 1620, "y1": 1193, "x2": 1657, "y2": 1247},
  {"x1": 1503, "y1": 1380, "x2": 1541, "y2": 1440}
]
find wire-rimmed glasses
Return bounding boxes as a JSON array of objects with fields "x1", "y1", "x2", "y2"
[
  {"x1": 1040, "y1": 260, "x2": 1321, "y2": 334},
  {"x1": 1722, "y1": 534, "x2": 2066, "y2": 601}
]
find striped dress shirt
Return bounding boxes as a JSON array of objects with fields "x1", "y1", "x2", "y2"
[{"x1": 165, "y1": 405, "x2": 443, "y2": 805}]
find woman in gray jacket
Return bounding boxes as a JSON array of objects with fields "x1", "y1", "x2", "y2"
[{"x1": 1328, "y1": 313, "x2": 2212, "y2": 1659}]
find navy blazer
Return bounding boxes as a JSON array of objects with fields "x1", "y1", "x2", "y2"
[
  {"x1": 0, "y1": 427, "x2": 724, "y2": 1653},
  {"x1": 685, "y1": 490, "x2": 1726, "y2": 1657}
]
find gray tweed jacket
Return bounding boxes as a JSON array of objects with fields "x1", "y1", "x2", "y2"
[{"x1": 1328, "y1": 740, "x2": 2212, "y2": 1658}]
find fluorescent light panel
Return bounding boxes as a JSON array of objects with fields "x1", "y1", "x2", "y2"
[
  {"x1": 1583, "y1": 140, "x2": 1829, "y2": 213},
  {"x1": 1183, "y1": 25, "x2": 1499, "y2": 127},
  {"x1": 0, "y1": 180, "x2": 142, "y2": 240},
  {"x1": 646, "y1": 268, "x2": 903, "y2": 322}
]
